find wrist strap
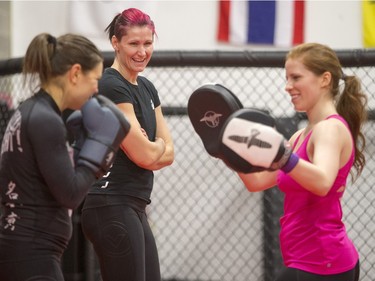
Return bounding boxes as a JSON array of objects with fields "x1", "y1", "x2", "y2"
[{"x1": 281, "y1": 153, "x2": 299, "y2": 173}]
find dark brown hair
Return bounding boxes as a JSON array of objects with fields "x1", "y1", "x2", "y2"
[{"x1": 23, "y1": 33, "x2": 103, "y2": 91}]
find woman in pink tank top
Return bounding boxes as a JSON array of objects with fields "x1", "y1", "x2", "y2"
[{"x1": 237, "y1": 43, "x2": 367, "y2": 281}]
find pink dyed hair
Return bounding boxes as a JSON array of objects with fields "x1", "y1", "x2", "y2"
[{"x1": 105, "y1": 8, "x2": 156, "y2": 41}]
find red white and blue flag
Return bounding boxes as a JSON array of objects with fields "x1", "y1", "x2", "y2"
[{"x1": 217, "y1": 0, "x2": 305, "y2": 47}]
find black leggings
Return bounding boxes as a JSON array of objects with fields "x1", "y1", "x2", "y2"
[
  {"x1": 81, "y1": 196, "x2": 161, "y2": 281},
  {"x1": 275, "y1": 261, "x2": 360, "y2": 281},
  {"x1": 0, "y1": 236, "x2": 65, "y2": 281},
  {"x1": 0, "y1": 257, "x2": 64, "y2": 281}
]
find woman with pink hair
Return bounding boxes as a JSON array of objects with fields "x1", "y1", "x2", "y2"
[{"x1": 81, "y1": 8, "x2": 174, "y2": 281}]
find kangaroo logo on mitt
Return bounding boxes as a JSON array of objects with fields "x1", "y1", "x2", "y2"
[{"x1": 200, "y1": 111, "x2": 223, "y2": 128}]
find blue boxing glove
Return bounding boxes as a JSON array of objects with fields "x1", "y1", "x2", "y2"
[
  {"x1": 65, "y1": 110, "x2": 86, "y2": 164},
  {"x1": 77, "y1": 95, "x2": 131, "y2": 178}
]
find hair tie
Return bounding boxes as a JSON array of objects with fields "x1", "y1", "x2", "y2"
[
  {"x1": 47, "y1": 35, "x2": 57, "y2": 54},
  {"x1": 341, "y1": 71, "x2": 347, "y2": 81}
]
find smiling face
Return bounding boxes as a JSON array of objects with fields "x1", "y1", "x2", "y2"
[
  {"x1": 284, "y1": 58, "x2": 329, "y2": 114},
  {"x1": 112, "y1": 25, "x2": 154, "y2": 82}
]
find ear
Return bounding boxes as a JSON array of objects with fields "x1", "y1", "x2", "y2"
[
  {"x1": 111, "y1": 35, "x2": 119, "y2": 52},
  {"x1": 69, "y1": 64, "x2": 82, "y2": 84},
  {"x1": 321, "y1": 71, "x2": 332, "y2": 88}
]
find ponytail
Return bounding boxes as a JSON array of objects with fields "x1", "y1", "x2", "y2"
[
  {"x1": 22, "y1": 33, "x2": 56, "y2": 90},
  {"x1": 336, "y1": 75, "x2": 368, "y2": 180},
  {"x1": 105, "y1": 14, "x2": 121, "y2": 41}
]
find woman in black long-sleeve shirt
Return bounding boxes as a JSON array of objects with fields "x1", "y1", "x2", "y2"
[{"x1": 0, "y1": 33, "x2": 104, "y2": 281}]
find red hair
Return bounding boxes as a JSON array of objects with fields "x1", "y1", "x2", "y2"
[{"x1": 105, "y1": 8, "x2": 156, "y2": 41}]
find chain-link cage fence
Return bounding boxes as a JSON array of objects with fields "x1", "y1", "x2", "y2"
[{"x1": 0, "y1": 50, "x2": 374, "y2": 281}]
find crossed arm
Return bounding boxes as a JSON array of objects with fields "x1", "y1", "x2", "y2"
[{"x1": 118, "y1": 103, "x2": 174, "y2": 170}]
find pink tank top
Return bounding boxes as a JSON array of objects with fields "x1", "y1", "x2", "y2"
[{"x1": 276, "y1": 114, "x2": 359, "y2": 274}]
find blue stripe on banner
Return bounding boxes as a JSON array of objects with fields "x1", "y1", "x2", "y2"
[{"x1": 247, "y1": 0, "x2": 276, "y2": 44}]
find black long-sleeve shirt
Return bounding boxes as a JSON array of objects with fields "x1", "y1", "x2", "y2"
[{"x1": 0, "y1": 90, "x2": 95, "y2": 260}]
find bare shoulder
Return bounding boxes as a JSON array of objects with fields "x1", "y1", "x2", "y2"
[
  {"x1": 315, "y1": 117, "x2": 349, "y2": 134},
  {"x1": 311, "y1": 117, "x2": 351, "y2": 143}
]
